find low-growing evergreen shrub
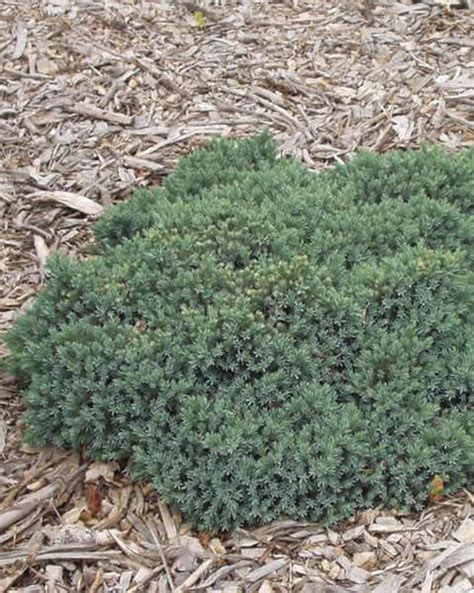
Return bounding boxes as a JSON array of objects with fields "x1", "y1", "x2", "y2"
[{"x1": 5, "y1": 133, "x2": 473, "y2": 531}]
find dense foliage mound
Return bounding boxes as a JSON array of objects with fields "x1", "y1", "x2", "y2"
[{"x1": 5, "y1": 133, "x2": 473, "y2": 531}]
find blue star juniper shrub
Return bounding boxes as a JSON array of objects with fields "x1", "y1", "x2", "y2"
[{"x1": 5, "y1": 132, "x2": 473, "y2": 531}]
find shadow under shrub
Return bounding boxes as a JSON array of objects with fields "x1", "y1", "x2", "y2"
[{"x1": 5, "y1": 133, "x2": 473, "y2": 531}]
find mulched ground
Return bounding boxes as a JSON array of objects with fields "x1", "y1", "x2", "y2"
[{"x1": 0, "y1": 1, "x2": 473, "y2": 591}]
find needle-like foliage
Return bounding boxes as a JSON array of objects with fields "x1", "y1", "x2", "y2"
[{"x1": 5, "y1": 132, "x2": 473, "y2": 531}]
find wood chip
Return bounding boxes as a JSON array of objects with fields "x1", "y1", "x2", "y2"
[
  {"x1": 68, "y1": 102, "x2": 133, "y2": 126},
  {"x1": 32, "y1": 191, "x2": 103, "y2": 216},
  {"x1": 0, "y1": 418, "x2": 6, "y2": 457},
  {"x1": 246, "y1": 559, "x2": 287, "y2": 583},
  {"x1": 122, "y1": 155, "x2": 164, "y2": 172},
  {"x1": 453, "y1": 519, "x2": 474, "y2": 543},
  {"x1": 33, "y1": 235, "x2": 49, "y2": 268},
  {"x1": 372, "y1": 574, "x2": 405, "y2": 593},
  {"x1": 12, "y1": 22, "x2": 28, "y2": 60},
  {"x1": 158, "y1": 499, "x2": 178, "y2": 542},
  {"x1": 174, "y1": 558, "x2": 214, "y2": 592},
  {"x1": 0, "y1": 484, "x2": 59, "y2": 532}
]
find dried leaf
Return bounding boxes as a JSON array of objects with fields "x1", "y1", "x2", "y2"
[
  {"x1": 198, "y1": 532, "x2": 211, "y2": 547},
  {"x1": 85, "y1": 483, "x2": 102, "y2": 517}
]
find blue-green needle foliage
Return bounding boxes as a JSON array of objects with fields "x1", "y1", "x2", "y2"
[{"x1": 5, "y1": 132, "x2": 473, "y2": 531}]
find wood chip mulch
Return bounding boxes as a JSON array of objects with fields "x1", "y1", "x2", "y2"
[{"x1": 0, "y1": 1, "x2": 473, "y2": 591}]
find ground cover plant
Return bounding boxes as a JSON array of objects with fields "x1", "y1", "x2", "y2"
[{"x1": 5, "y1": 133, "x2": 473, "y2": 532}]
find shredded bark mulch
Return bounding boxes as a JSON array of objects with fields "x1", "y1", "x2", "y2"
[{"x1": 1, "y1": 1, "x2": 473, "y2": 591}]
